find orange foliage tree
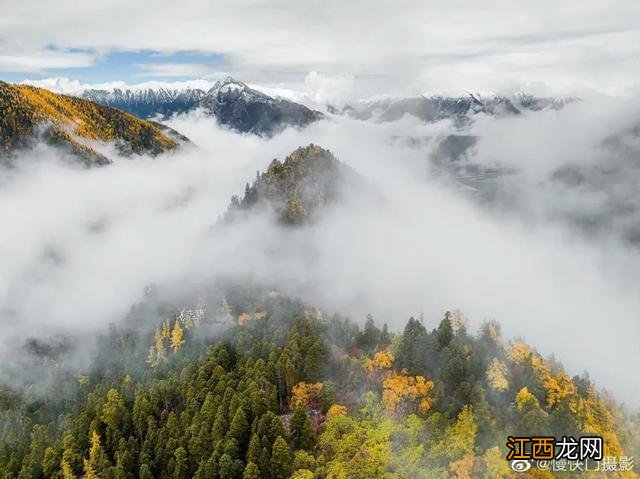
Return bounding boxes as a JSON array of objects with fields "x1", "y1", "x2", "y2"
[
  {"x1": 290, "y1": 382, "x2": 323, "y2": 410},
  {"x1": 382, "y1": 371, "x2": 435, "y2": 415}
]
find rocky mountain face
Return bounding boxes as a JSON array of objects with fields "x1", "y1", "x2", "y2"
[
  {"x1": 82, "y1": 77, "x2": 324, "y2": 137},
  {"x1": 333, "y1": 93, "x2": 572, "y2": 124},
  {"x1": 83, "y1": 87, "x2": 207, "y2": 120},
  {"x1": 0, "y1": 82, "x2": 181, "y2": 165},
  {"x1": 225, "y1": 144, "x2": 362, "y2": 224}
]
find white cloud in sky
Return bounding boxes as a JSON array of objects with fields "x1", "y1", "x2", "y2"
[
  {"x1": 20, "y1": 77, "x2": 223, "y2": 95},
  {"x1": 0, "y1": 50, "x2": 96, "y2": 73},
  {"x1": 135, "y1": 62, "x2": 223, "y2": 78},
  {"x1": 2, "y1": 0, "x2": 640, "y2": 95}
]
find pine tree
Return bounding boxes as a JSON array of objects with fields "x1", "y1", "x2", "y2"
[
  {"x1": 218, "y1": 453, "x2": 236, "y2": 479},
  {"x1": 228, "y1": 408, "x2": 250, "y2": 450},
  {"x1": 246, "y1": 434, "x2": 261, "y2": 464},
  {"x1": 101, "y1": 388, "x2": 126, "y2": 447},
  {"x1": 173, "y1": 447, "x2": 188, "y2": 478},
  {"x1": 436, "y1": 312, "x2": 454, "y2": 349},
  {"x1": 270, "y1": 436, "x2": 292, "y2": 479},
  {"x1": 243, "y1": 461, "x2": 260, "y2": 479},
  {"x1": 212, "y1": 410, "x2": 228, "y2": 443},
  {"x1": 395, "y1": 317, "x2": 429, "y2": 375},
  {"x1": 290, "y1": 408, "x2": 315, "y2": 451},
  {"x1": 139, "y1": 463, "x2": 153, "y2": 479},
  {"x1": 83, "y1": 431, "x2": 107, "y2": 479},
  {"x1": 380, "y1": 323, "x2": 391, "y2": 346},
  {"x1": 42, "y1": 447, "x2": 59, "y2": 478}
]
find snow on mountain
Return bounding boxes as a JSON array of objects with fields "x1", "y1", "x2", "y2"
[
  {"x1": 21, "y1": 77, "x2": 218, "y2": 95},
  {"x1": 332, "y1": 92, "x2": 574, "y2": 123},
  {"x1": 72, "y1": 76, "x2": 323, "y2": 136}
]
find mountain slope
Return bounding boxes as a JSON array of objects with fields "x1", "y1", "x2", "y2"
[
  {"x1": 0, "y1": 82, "x2": 180, "y2": 165},
  {"x1": 82, "y1": 87, "x2": 207, "y2": 120},
  {"x1": 82, "y1": 77, "x2": 324, "y2": 137},
  {"x1": 0, "y1": 289, "x2": 637, "y2": 478},
  {"x1": 199, "y1": 78, "x2": 323, "y2": 136},
  {"x1": 225, "y1": 144, "x2": 362, "y2": 224}
]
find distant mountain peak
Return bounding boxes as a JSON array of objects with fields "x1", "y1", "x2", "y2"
[{"x1": 207, "y1": 76, "x2": 273, "y2": 104}]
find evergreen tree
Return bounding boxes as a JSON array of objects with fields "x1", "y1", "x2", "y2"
[
  {"x1": 243, "y1": 461, "x2": 260, "y2": 479},
  {"x1": 395, "y1": 317, "x2": 429, "y2": 375},
  {"x1": 380, "y1": 323, "x2": 391, "y2": 347},
  {"x1": 436, "y1": 312, "x2": 454, "y2": 350},
  {"x1": 228, "y1": 408, "x2": 250, "y2": 451},
  {"x1": 246, "y1": 434, "x2": 261, "y2": 465},
  {"x1": 270, "y1": 436, "x2": 293, "y2": 479},
  {"x1": 139, "y1": 463, "x2": 153, "y2": 479},
  {"x1": 290, "y1": 408, "x2": 316, "y2": 451}
]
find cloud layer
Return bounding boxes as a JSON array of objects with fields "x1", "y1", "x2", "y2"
[
  {"x1": 1, "y1": 102, "x2": 639, "y2": 404},
  {"x1": 3, "y1": 0, "x2": 640, "y2": 95}
]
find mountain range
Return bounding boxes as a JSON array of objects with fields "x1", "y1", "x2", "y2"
[
  {"x1": 333, "y1": 92, "x2": 573, "y2": 124},
  {"x1": 79, "y1": 78, "x2": 573, "y2": 136},
  {"x1": 82, "y1": 77, "x2": 324, "y2": 137}
]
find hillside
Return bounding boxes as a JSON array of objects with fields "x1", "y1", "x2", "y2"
[
  {"x1": 82, "y1": 87, "x2": 207, "y2": 120},
  {"x1": 1, "y1": 145, "x2": 638, "y2": 478},
  {"x1": 0, "y1": 288, "x2": 637, "y2": 479},
  {"x1": 0, "y1": 82, "x2": 180, "y2": 165},
  {"x1": 225, "y1": 144, "x2": 362, "y2": 224},
  {"x1": 82, "y1": 77, "x2": 324, "y2": 137}
]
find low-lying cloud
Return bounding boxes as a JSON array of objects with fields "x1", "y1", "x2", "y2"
[{"x1": 1, "y1": 100, "x2": 639, "y2": 405}]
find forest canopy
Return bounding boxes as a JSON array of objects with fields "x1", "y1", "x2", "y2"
[{"x1": 1, "y1": 289, "x2": 637, "y2": 478}]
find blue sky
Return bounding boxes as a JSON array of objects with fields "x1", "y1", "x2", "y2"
[{"x1": 0, "y1": 49, "x2": 226, "y2": 84}]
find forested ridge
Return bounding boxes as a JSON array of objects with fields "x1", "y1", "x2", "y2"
[
  {"x1": 1, "y1": 287, "x2": 638, "y2": 478},
  {"x1": 225, "y1": 145, "x2": 363, "y2": 225},
  {"x1": 1, "y1": 143, "x2": 638, "y2": 478},
  {"x1": 0, "y1": 82, "x2": 179, "y2": 165}
]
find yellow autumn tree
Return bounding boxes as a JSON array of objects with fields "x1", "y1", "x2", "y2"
[
  {"x1": 83, "y1": 431, "x2": 103, "y2": 479},
  {"x1": 510, "y1": 343, "x2": 576, "y2": 410},
  {"x1": 543, "y1": 371, "x2": 575, "y2": 408},
  {"x1": 382, "y1": 371, "x2": 435, "y2": 415},
  {"x1": 572, "y1": 392, "x2": 625, "y2": 457},
  {"x1": 364, "y1": 350, "x2": 394, "y2": 372},
  {"x1": 515, "y1": 387, "x2": 541, "y2": 412},
  {"x1": 508, "y1": 342, "x2": 532, "y2": 364},
  {"x1": 326, "y1": 404, "x2": 348, "y2": 420},
  {"x1": 170, "y1": 320, "x2": 185, "y2": 351},
  {"x1": 291, "y1": 382, "x2": 323, "y2": 410},
  {"x1": 60, "y1": 459, "x2": 76, "y2": 479},
  {"x1": 486, "y1": 358, "x2": 509, "y2": 392},
  {"x1": 482, "y1": 446, "x2": 512, "y2": 478},
  {"x1": 438, "y1": 405, "x2": 477, "y2": 459},
  {"x1": 449, "y1": 453, "x2": 475, "y2": 479},
  {"x1": 451, "y1": 309, "x2": 468, "y2": 335},
  {"x1": 146, "y1": 328, "x2": 167, "y2": 367},
  {"x1": 161, "y1": 319, "x2": 171, "y2": 339}
]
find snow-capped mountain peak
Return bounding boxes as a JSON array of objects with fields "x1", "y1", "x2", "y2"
[{"x1": 207, "y1": 77, "x2": 274, "y2": 104}]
